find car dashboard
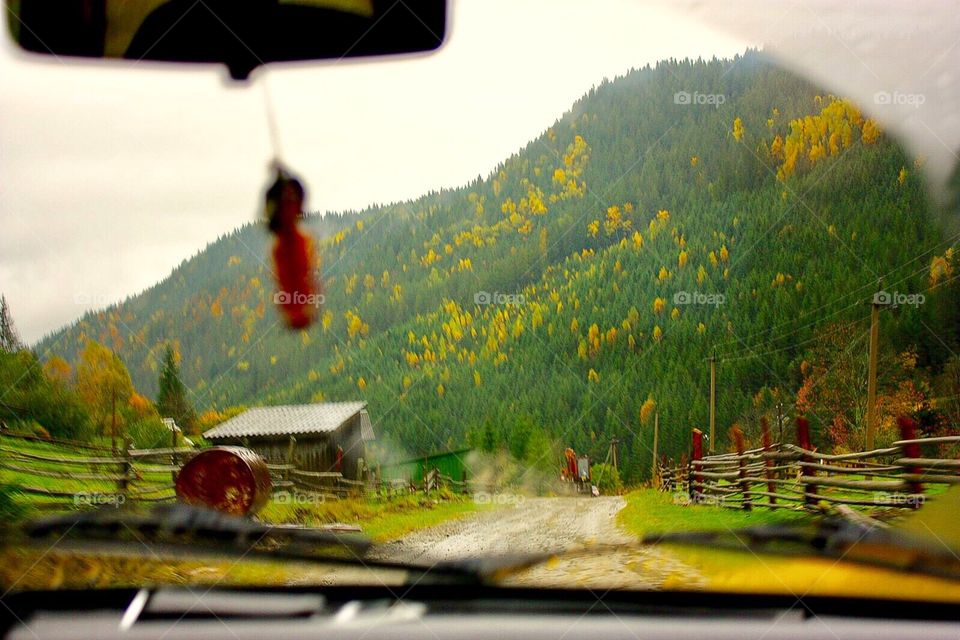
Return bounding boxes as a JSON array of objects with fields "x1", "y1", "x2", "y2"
[{"x1": 3, "y1": 585, "x2": 960, "y2": 640}]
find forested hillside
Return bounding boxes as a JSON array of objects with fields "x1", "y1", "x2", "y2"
[{"x1": 35, "y1": 51, "x2": 960, "y2": 481}]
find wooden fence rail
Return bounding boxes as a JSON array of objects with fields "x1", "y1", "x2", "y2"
[
  {"x1": 1, "y1": 430, "x2": 473, "y2": 511},
  {"x1": 658, "y1": 416, "x2": 960, "y2": 512}
]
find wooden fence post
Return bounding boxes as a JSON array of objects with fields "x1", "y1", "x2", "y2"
[
  {"x1": 285, "y1": 436, "x2": 297, "y2": 489},
  {"x1": 679, "y1": 453, "x2": 688, "y2": 496},
  {"x1": 897, "y1": 415, "x2": 924, "y2": 502},
  {"x1": 731, "y1": 426, "x2": 751, "y2": 511},
  {"x1": 761, "y1": 416, "x2": 776, "y2": 505},
  {"x1": 796, "y1": 417, "x2": 817, "y2": 506},
  {"x1": 170, "y1": 425, "x2": 179, "y2": 485},
  {"x1": 690, "y1": 429, "x2": 703, "y2": 503},
  {"x1": 120, "y1": 435, "x2": 133, "y2": 504}
]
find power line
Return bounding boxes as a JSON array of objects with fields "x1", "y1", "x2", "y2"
[
  {"x1": 710, "y1": 234, "x2": 960, "y2": 352},
  {"x1": 716, "y1": 248, "x2": 957, "y2": 358},
  {"x1": 718, "y1": 264, "x2": 960, "y2": 364},
  {"x1": 717, "y1": 313, "x2": 871, "y2": 363}
]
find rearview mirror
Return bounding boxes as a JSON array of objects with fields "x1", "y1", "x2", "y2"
[{"x1": 6, "y1": 0, "x2": 447, "y2": 80}]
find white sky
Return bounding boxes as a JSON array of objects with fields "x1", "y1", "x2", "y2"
[{"x1": 0, "y1": 0, "x2": 748, "y2": 344}]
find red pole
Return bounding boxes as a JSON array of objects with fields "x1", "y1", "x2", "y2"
[
  {"x1": 761, "y1": 416, "x2": 776, "y2": 505},
  {"x1": 897, "y1": 415, "x2": 924, "y2": 502},
  {"x1": 731, "y1": 426, "x2": 751, "y2": 511},
  {"x1": 690, "y1": 429, "x2": 703, "y2": 503},
  {"x1": 796, "y1": 417, "x2": 817, "y2": 506}
]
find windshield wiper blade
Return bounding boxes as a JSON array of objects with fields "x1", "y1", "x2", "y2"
[
  {"x1": 24, "y1": 502, "x2": 372, "y2": 552},
  {"x1": 19, "y1": 503, "x2": 374, "y2": 564},
  {"x1": 11, "y1": 503, "x2": 507, "y2": 585},
  {"x1": 642, "y1": 516, "x2": 960, "y2": 581}
]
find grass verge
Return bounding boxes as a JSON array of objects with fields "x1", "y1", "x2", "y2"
[
  {"x1": 258, "y1": 489, "x2": 490, "y2": 542},
  {"x1": 617, "y1": 488, "x2": 809, "y2": 537}
]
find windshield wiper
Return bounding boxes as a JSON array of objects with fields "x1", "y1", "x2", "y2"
[
  {"x1": 642, "y1": 514, "x2": 960, "y2": 581},
  {"x1": 9, "y1": 503, "x2": 539, "y2": 585}
]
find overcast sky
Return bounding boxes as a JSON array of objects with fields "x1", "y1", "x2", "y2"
[{"x1": 0, "y1": 0, "x2": 748, "y2": 344}]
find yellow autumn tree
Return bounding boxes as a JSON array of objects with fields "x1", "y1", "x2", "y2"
[
  {"x1": 862, "y1": 119, "x2": 881, "y2": 144},
  {"x1": 639, "y1": 396, "x2": 656, "y2": 425}
]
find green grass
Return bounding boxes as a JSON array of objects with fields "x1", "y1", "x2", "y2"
[
  {"x1": 0, "y1": 436, "x2": 175, "y2": 517},
  {"x1": 616, "y1": 489, "x2": 960, "y2": 601},
  {"x1": 258, "y1": 491, "x2": 491, "y2": 542},
  {"x1": 618, "y1": 488, "x2": 810, "y2": 537}
]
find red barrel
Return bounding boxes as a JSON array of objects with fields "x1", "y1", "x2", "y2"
[{"x1": 175, "y1": 447, "x2": 272, "y2": 516}]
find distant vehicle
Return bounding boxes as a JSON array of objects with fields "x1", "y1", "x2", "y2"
[{"x1": 562, "y1": 448, "x2": 593, "y2": 495}]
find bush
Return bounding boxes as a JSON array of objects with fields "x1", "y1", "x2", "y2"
[
  {"x1": 127, "y1": 417, "x2": 172, "y2": 449},
  {"x1": 591, "y1": 463, "x2": 623, "y2": 495}
]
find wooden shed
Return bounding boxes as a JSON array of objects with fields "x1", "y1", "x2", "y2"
[{"x1": 202, "y1": 402, "x2": 375, "y2": 479}]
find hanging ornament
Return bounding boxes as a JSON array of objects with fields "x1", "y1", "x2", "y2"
[{"x1": 265, "y1": 166, "x2": 321, "y2": 329}]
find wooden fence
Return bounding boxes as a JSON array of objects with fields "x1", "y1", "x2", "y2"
[
  {"x1": 0, "y1": 430, "x2": 188, "y2": 509},
  {"x1": 658, "y1": 416, "x2": 960, "y2": 511},
  {"x1": 0, "y1": 430, "x2": 470, "y2": 510}
]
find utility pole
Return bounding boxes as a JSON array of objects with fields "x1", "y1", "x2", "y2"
[
  {"x1": 866, "y1": 288, "x2": 888, "y2": 450},
  {"x1": 709, "y1": 355, "x2": 716, "y2": 453},
  {"x1": 610, "y1": 437, "x2": 620, "y2": 472},
  {"x1": 111, "y1": 387, "x2": 117, "y2": 454},
  {"x1": 776, "y1": 400, "x2": 784, "y2": 444},
  {"x1": 652, "y1": 412, "x2": 659, "y2": 487}
]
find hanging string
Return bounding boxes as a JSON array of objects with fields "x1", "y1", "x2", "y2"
[{"x1": 260, "y1": 72, "x2": 284, "y2": 167}]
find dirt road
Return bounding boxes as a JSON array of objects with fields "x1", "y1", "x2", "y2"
[{"x1": 375, "y1": 496, "x2": 704, "y2": 589}]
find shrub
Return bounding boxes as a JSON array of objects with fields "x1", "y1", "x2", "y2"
[
  {"x1": 591, "y1": 463, "x2": 623, "y2": 495},
  {"x1": 126, "y1": 417, "x2": 171, "y2": 449}
]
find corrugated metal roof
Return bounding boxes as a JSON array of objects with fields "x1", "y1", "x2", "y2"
[
  {"x1": 203, "y1": 402, "x2": 368, "y2": 439},
  {"x1": 359, "y1": 409, "x2": 375, "y2": 441}
]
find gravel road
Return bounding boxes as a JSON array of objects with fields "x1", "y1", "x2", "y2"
[{"x1": 374, "y1": 496, "x2": 705, "y2": 589}]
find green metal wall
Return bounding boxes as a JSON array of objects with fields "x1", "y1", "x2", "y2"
[{"x1": 381, "y1": 448, "x2": 472, "y2": 484}]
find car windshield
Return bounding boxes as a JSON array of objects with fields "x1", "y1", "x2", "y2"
[{"x1": 2, "y1": 0, "x2": 960, "y2": 599}]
